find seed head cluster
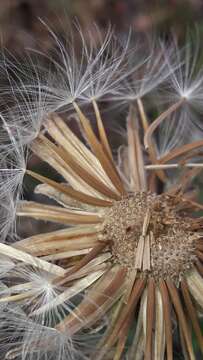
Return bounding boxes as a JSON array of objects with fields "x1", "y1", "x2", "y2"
[{"x1": 102, "y1": 192, "x2": 198, "y2": 282}]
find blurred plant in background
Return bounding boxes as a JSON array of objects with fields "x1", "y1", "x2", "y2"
[{"x1": 2, "y1": 0, "x2": 203, "y2": 53}]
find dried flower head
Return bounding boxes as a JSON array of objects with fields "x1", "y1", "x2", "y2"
[{"x1": 0, "y1": 26, "x2": 203, "y2": 360}]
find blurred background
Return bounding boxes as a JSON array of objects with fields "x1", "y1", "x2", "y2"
[{"x1": 1, "y1": 0, "x2": 203, "y2": 53}]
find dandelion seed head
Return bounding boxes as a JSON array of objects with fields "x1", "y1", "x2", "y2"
[
  {"x1": 156, "y1": 35, "x2": 203, "y2": 156},
  {"x1": 8, "y1": 265, "x2": 62, "y2": 323},
  {"x1": 111, "y1": 37, "x2": 179, "y2": 103},
  {"x1": 0, "y1": 305, "x2": 83, "y2": 360},
  {"x1": 0, "y1": 112, "x2": 27, "y2": 240},
  {"x1": 1, "y1": 22, "x2": 203, "y2": 360},
  {"x1": 4, "y1": 22, "x2": 131, "y2": 124},
  {"x1": 0, "y1": 255, "x2": 14, "y2": 276}
]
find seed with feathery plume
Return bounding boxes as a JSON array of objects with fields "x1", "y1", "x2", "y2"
[{"x1": 0, "y1": 25, "x2": 203, "y2": 360}]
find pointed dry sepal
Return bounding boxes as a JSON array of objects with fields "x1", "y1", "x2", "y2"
[
  {"x1": 104, "y1": 278, "x2": 146, "y2": 350},
  {"x1": 186, "y1": 269, "x2": 203, "y2": 308},
  {"x1": 26, "y1": 170, "x2": 112, "y2": 207},
  {"x1": 44, "y1": 114, "x2": 118, "y2": 193},
  {"x1": 181, "y1": 279, "x2": 203, "y2": 355},
  {"x1": 159, "y1": 280, "x2": 173, "y2": 360},
  {"x1": 37, "y1": 134, "x2": 121, "y2": 201},
  {"x1": 0, "y1": 243, "x2": 65, "y2": 277},
  {"x1": 158, "y1": 139, "x2": 203, "y2": 165},
  {"x1": 17, "y1": 201, "x2": 103, "y2": 225},
  {"x1": 96, "y1": 297, "x2": 124, "y2": 359},
  {"x1": 134, "y1": 236, "x2": 145, "y2": 270},
  {"x1": 166, "y1": 279, "x2": 195, "y2": 360},
  {"x1": 144, "y1": 278, "x2": 155, "y2": 360},
  {"x1": 137, "y1": 98, "x2": 149, "y2": 133},
  {"x1": 92, "y1": 99, "x2": 113, "y2": 161},
  {"x1": 73, "y1": 102, "x2": 126, "y2": 196},
  {"x1": 57, "y1": 242, "x2": 107, "y2": 285},
  {"x1": 14, "y1": 231, "x2": 100, "y2": 258},
  {"x1": 56, "y1": 266, "x2": 127, "y2": 335},
  {"x1": 154, "y1": 288, "x2": 165, "y2": 360},
  {"x1": 128, "y1": 292, "x2": 145, "y2": 360},
  {"x1": 127, "y1": 105, "x2": 147, "y2": 191},
  {"x1": 113, "y1": 313, "x2": 132, "y2": 360},
  {"x1": 143, "y1": 235, "x2": 151, "y2": 271}
]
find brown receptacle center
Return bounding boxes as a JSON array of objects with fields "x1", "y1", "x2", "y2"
[{"x1": 102, "y1": 192, "x2": 198, "y2": 282}]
